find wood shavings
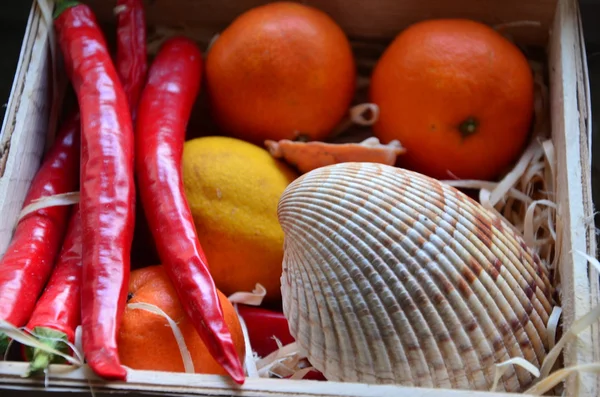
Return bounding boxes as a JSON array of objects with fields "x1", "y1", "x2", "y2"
[
  {"x1": 17, "y1": 191, "x2": 80, "y2": 222},
  {"x1": 228, "y1": 284, "x2": 267, "y2": 306},
  {"x1": 231, "y1": 303, "x2": 259, "y2": 378},
  {"x1": 546, "y1": 306, "x2": 563, "y2": 350},
  {"x1": 525, "y1": 363, "x2": 600, "y2": 396},
  {"x1": 491, "y1": 357, "x2": 541, "y2": 392},
  {"x1": 126, "y1": 302, "x2": 195, "y2": 374},
  {"x1": 255, "y1": 342, "x2": 309, "y2": 379}
]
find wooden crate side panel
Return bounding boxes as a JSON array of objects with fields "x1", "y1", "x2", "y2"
[
  {"x1": 81, "y1": 0, "x2": 557, "y2": 46},
  {"x1": 0, "y1": 362, "x2": 521, "y2": 397},
  {"x1": 0, "y1": 3, "x2": 51, "y2": 257},
  {"x1": 549, "y1": 0, "x2": 600, "y2": 396}
]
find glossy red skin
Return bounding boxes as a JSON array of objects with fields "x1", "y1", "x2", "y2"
[
  {"x1": 135, "y1": 37, "x2": 244, "y2": 384},
  {"x1": 55, "y1": 4, "x2": 135, "y2": 381},
  {"x1": 116, "y1": 0, "x2": 147, "y2": 112},
  {"x1": 115, "y1": 0, "x2": 157, "y2": 270},
  {"x1": 0, "y1": 111, "x2": 80, "y2": 330},
  {"x1": 26, "y1": 205, "x2": 82, "y2": 343},
  {"x1": 237, "y1": 305, "x2": 327, "y2": 381},
  {"x1": 237, "y1": 305, "x2": 295, "y2": 358}
]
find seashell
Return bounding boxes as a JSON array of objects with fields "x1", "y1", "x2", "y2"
[{"x1": 277, "y1": 162, "x2": 554, "y2": 392}]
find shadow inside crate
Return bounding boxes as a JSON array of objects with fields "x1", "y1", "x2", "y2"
[{"x1": 0, "y1": 1, "x2": 32, "y2": 126}]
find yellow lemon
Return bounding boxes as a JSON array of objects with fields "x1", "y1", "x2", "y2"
[{"x1": 182, "y1": 136, "x2": 299, "y2": 302}]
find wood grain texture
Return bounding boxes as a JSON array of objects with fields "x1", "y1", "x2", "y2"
[
  {"x1": 0, "y1": 3, "x2": 51, "y2": 257},
  {"x1": 0, "y1": 362, "x2": 519, "y2": 397},
  {"x1": 549, "y1": 1, "x2": 600, "y2": 396},
  {"x1": 80, "y1": 0, "x2": 556, "y2": 46}
]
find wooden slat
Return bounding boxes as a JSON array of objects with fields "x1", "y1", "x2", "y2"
[
  {"x1": 0, "y1": 2, "x2": 51, "y2": 257},
  {"x1": 548, "y1": 0, "x2": 600, "y2": 396},
  {"x1": 0, "y1": 362, "x2": 520, "y2": 397}
]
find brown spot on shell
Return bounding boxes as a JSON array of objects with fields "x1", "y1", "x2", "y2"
[
  {"x1": 461, "y1": 263, "x2": 477, "y2": 285},
  {"x1": 416, "y1": 235, "x2": 427, "y2": 246},
  {"x1": 421, "y1": 226, "x2": 433, "y2": 241},
  {"x1": 430, "y1": 180, "x2": 447, "y2": 206},
  {"x1": 488, "y1": 267, "x2": 500, "y2": 281},
  {"x1": 492, "y1": 336, "x2": 505, "y2": 352},
  {"x1": 465, "y1": 321, "x2": 478, "y2": 332},
  {"x1": 432, "y1": 292, "x2": 445, "y2": 306},
  {"x1": 468, "y1": 257, "x2": 483, "y2": 278},
  {"x1": 458, "y1": 343, "x2": 474, "y2": 354},
  {"x1": 519, "y1": 338, "x2": 531, "y2": 349},
  {"x1": 438, "y1": 276, "x2": 455, "y2": 296},
  {"x1": 498, "y1": 321, "x2": 512, "y2": 337},
  {"x1": 524, "y1": 285, "x2": 534, "y2": 300},
  {"x1": 406, "y1": 343, "x2": 421, "y2": 352},
  {"x1": 380, "y1": 200, "x2": 394, "y2": 214},
  {"x1": 473, "y1": 212, "x2": 493, "y2": 248},
  {"x1": 492, "y1": 215, "x2": 504, "y2": 230},
  {"x1": 491, "y1": 257, "x2": 502, "y2": 273},
  {"x1": 510, "y1": 317, "x2": 523, "y2": 333},
  {"x1": 523, "y1": 303, "x2": 534, "y2": 318},
  {"x1": 456, "y1": 277, "x2": 472, "y2": 298},
  {"x1": 437, "y1": 332, "x2": 451, "y2": 343}
]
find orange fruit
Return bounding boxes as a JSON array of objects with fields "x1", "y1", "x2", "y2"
[
  {"x1": 369, "y1": 19, "x2": 534, "y2": 181},
  {"x1": 206, "y1": 1, "x2": 356, "y2": 145},
  {"x1": 118, "y1": 265, "x2": 245, "y2": 374}
]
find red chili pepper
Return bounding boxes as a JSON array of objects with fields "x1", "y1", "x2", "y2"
[
  {"x1": 24, "y1": 205, "x2": 82, "y2": 375},
  {"x1": 237, "y1": 305, "x2": 295, "y2": 358},
  {"x1": 115, "y1": 0, "x2": 147, "y2": 113},
  {"x1": 54, "y1": 2, "x2": 136, "y2": 381},
  {"x1": 0, "y1": 111, "x2": 80, "y2": 355},
  {"x1": 135, "y1": 37, "x2": 245, "y2": 384},
  {"x1": 113, "y1": 0, "x2": 158, "y2": 270},
  {"x1": 237, "y1": 305, "x2": 327, "y2": 381}
]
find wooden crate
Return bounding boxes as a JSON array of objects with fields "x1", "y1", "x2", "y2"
[{"x1": 0, "y1": 0, "x2": 597, "y2": 396}]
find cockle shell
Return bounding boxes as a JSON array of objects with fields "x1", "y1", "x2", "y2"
[{"x1": 277, "y1": 162, "x2": 554, "y2": 392}]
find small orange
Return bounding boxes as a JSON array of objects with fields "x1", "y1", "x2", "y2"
[
  {"x1": 118, "y1": 265, "x2": 245, "y2": 374},
  {"x1": 205, "y1": 1, "x2": 356, "y2": 145},
  {"x1": 370, "y1": 19, "x2": 534, "y2": 181}
]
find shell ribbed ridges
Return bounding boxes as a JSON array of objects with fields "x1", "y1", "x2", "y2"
[{"x1": 278, "y1": 162, "x2": 554, "y2": 392}]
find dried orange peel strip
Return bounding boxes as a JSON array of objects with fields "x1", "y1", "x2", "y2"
[{"x1": 264, "y1": 137, "x2": 406, "y2": 174}]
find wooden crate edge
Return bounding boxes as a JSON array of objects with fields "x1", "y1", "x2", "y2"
[
  {"x1": 0, "y1": 362, "x2": 522, "y2": 397},
  {"x1": 0, "y1": 1, "x2": 52, "y2": 257},
  {"x1": 549, "y1": 0, "x2": 600, "y2": 396}
]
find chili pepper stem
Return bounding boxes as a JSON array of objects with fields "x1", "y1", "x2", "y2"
[
  {"x1": 25, "y1": 327, "x2": 69, "y2": 377},
  {"x1": 53, "y1": 0, "x2": 80, "y2": 19},
  {"x1": 0, "y1": 333, "x2": 9, "y2": 355}
]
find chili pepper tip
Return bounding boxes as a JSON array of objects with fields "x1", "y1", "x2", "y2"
[
  {"x1": 225, "y1": 361, "x2": 246, "y2": 385},
  {"x1": 87, "y1": 354, "x2": 128, "y2": 381},
  {"x1": 53, "y1": 0, "x2": 80, "y2": 19}
]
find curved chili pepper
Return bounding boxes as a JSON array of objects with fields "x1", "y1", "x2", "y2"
[
  {"x1": 24, "y1": 205, "x2": 82, "y2": 375},
  {"x1": 135, "y1": 37, "x2": 245, "y2": 384},
  {"x1": 115, "y1": 0, "x2": 147, "y2": 113},
  {"x1": 54, "y1": 2, "x2": 136, "y2": 381},
  {"x1": 0, "y1": 110, "x2": 80, "y2": 355},
  {"x1": 114, "y1": 0, "x2": 158, "y2": 270}
]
